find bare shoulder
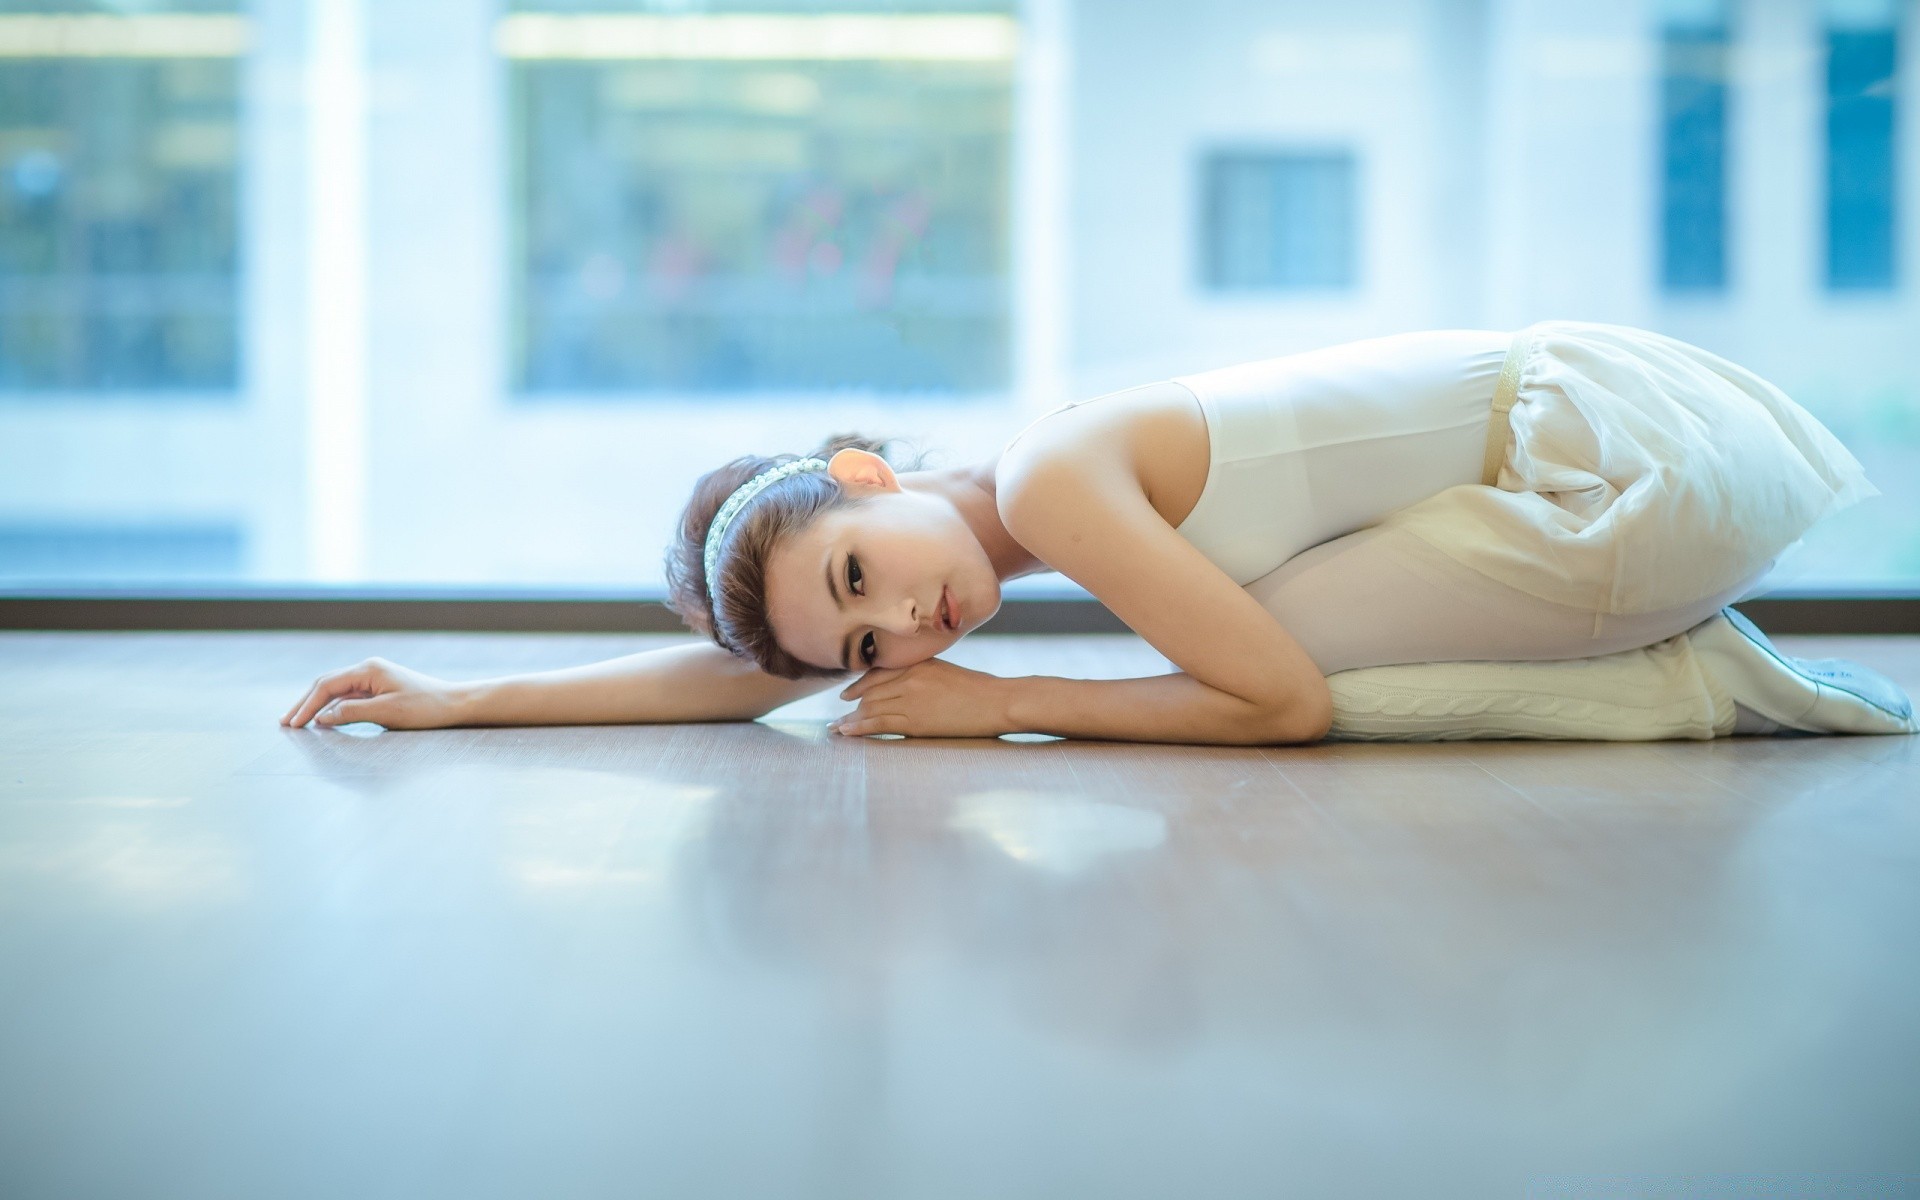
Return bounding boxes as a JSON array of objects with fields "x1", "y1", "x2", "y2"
[
  {"x1": 993, "y1": 422, "x2": 1123, "y2": 545},
  {"x1": 994, "y1": 381, "x2": 1210, "y2": 540}
]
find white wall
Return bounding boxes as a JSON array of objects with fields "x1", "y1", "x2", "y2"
[{"x1": 1068, "y1": 0, "x2": 1458, "y2": 392}]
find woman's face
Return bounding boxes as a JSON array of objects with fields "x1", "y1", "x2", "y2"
[{"x1": 763, "y1": 453, "x2": 1001, "y2": 675}]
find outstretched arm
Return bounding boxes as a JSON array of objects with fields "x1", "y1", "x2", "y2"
[{"x1": 281, "y1": 640, "x2": 846, "y2": 730}]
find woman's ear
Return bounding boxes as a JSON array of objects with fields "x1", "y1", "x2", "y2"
[{"x1": 827, "y1": 447, "x2": 899, "y2": 493}]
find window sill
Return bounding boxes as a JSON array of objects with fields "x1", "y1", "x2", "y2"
[{"x1": 0, "y1": 583, "x2": 1912, "y2": 635}]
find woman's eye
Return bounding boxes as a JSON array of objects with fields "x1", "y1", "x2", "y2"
[
  {"x1": 847, "y1": 555, "x2": 863, "y2": 595},
  {"x1": 862, "y1": 632, "x2": 876, "y2": 666}
]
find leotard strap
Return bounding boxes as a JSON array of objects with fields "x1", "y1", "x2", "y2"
[{"x1": 1481, "y1": 326, "x2": 1535, "y2": 488}]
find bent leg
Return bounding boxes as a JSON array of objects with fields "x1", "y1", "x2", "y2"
[
  {"x1": 1243, "y1": 524, "x2": 1763, "y2": 674},
  {"x1": 1243, "y1": 525, "x2": 1766, "y2": 741},
  {"x1": 1320, "y1": 639, "x2": 1733, "y2": 741}
]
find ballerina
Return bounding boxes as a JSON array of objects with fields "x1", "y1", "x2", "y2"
[{"x1": 281, "y1": 320, "x2": 1916, "y2": 744}]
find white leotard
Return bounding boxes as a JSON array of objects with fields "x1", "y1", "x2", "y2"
[
  {"x1": 1016, "y1": 322, "x2": 1871, "y2": 615},
  {"x1": 1168, "y1": 330, "x2": 1508, "y2": 586}
]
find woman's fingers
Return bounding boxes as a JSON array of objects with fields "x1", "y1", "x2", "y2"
[
  {"x1": 282, "y1": 682, "x2": 330, "y2": 728},
  {"x1": 831, "y1": 693, "x2": 898, "y2": 735},
  {"x1": 284, "y1": 681, "x2": 334, "y2": 728},
  {"x1": 315, "y1": 696, "x2": 383, "y2": 727},
  {"x1": 833, "y1": 714, "x2": 905, "y2": 737},
  {"x1": 280, "y1": 674, "x2": 330, "y2": 725},
  {"x1": 283, "y1": 666, "x2": 376, "y2": 728},
  {"x1": 279, "y1": 686, "x2": 314, "y2": 726},
  {"x1": 839, "y1": 666, "x2": 902, "y2": 701},
  {"x1": 829, "y1": 683, "x2": 894, "y2": 729}
]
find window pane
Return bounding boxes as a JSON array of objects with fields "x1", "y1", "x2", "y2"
[
  {"x1": 1825, "y1": 24, "x2": 1898, "y2": 290},
  {"x1": 508, "y1": 22, "x2": 1014, "y2": 393},
  {"x1": 0, "y1": 521, "x2": 241, "y2": 578},
  {"x1": 1201, "y1": 151, "x2": 1356, "y2": 290},
  {"x1": 0, "y1": 38, "x2": 240, "y2": 389},
  {"x1": 1659, "y1": 21, "x2": 1728, "y2": 291}
]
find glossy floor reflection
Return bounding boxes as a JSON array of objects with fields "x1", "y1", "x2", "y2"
[{"x1": 2, "y1": 631, "x2": 1918, "y2": 1199}]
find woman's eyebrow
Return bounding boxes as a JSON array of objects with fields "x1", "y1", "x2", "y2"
[
  {"x1": 822, "y1": 550, "x2": 852, "y2": 672},
  {"x1": 824, "y1": 552, "x2": 845, "y2": 610}
]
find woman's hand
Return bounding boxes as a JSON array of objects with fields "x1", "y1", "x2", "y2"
[
  {"x1": 830, "y1": 658, "x2": 1014, "y2": 739},
  {"x1": 281, "y1": 657, "x2": 467, "y2": 730}
]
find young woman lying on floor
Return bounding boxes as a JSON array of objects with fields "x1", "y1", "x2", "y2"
[{"x1": 282, "y1": 321, "x2": 1916, "y2": 744}]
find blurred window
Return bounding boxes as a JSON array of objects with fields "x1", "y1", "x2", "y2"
[
  {"x1": 503, "y1": 5, "x2": 1017, "y2": 394},
  {"x1": 0, "y1": 521, "x2": 241, "y2": 579},
  {"x1": 1, "y1": 1, "x2": 1914, "y2": 596},
  {"x1": 1658, "y1": 8, "x2": 1729, "y2": 292},
  {"x1": 1824, "y1": 3, "x2": 1898, "y2": 290},
  {"x1": 1200, "y1": 151, "x2": 1356, "y2": 291},
  {"x1": 0, "y1": 5, "x2": 243, "y2": 391}
]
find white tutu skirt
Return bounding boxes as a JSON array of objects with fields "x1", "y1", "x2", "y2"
[{"x1": 1379, "y1": 320, "x2": 1878, "y2": 616}]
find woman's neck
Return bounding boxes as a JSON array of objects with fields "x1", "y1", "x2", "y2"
[{"x1": 905, "y1": 460, "x2": 1048, "y2": 582}]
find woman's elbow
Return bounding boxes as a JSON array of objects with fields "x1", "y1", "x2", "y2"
[{"x1": 1256, "y1": 683, "x2": 1332, "y2": 745}]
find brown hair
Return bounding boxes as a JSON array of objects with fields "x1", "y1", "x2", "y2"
[{"x1": 664, "y1": 432, "x2": 930, "y2": 679}]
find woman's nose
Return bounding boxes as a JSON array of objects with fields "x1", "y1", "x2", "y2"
[{"x1": 879, "y1": 596, "x2": 921, "y2": 636}]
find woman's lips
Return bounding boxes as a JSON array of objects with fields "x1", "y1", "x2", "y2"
[{"x1": 943, "y1": 586, "x2": 959, "y2": 632}]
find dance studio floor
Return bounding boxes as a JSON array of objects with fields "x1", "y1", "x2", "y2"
[{"x1": 2, "y1": 629, "x2": 1917, "y2": 1199}]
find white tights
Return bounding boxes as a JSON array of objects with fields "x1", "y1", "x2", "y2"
[{"x1": 1245, "y1": 525, "x2": 1769, "y2": 741}]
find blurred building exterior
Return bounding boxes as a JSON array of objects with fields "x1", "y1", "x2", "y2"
[{"x1": 0, "y1": 0, "x2": 1913, "y2": 590}]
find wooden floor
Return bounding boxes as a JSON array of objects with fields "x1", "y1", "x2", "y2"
[{"x1": 2, "y1": 630, "x2": 1918, "y2": 1200}]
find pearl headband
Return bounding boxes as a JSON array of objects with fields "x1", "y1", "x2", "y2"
[{"x1": 703, "y1": 457, "x2": 829, "y2": 606}]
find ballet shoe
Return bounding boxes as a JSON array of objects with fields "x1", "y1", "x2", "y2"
[{"x1": 1687, "y1": 608, "x2": 1918, "y2": 736}]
